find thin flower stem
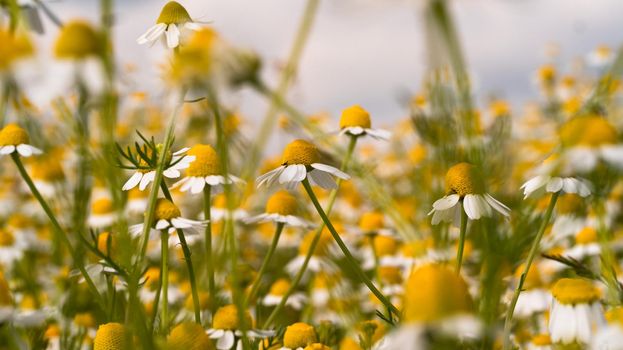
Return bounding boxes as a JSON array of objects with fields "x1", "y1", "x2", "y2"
[
  {"x1": 246, "y1": 223, "x2": 285, "y2": 304},
  {"x1": 10, "y1": 153, "x2": 104, "y2": 307},
  {"x1": 263, "y1": 135, "x2": 357, "y2": 328},
  {"x1": 302, "y1": 178, "x2": 399, "y2": 316},
  {"x1": 160, "y1": 231, "x2": 169, "y2": 333},
  {"x1": 136, "y1": 88, "x2": 186, "y2": 272},
  {"x1": 203, "y1": 185, "x2": 216, "y2": 305},
  {"x1": 456, "y1": 203, "x2": 469, "y2": 273},
  {"x1": 502, "y1": 191, "x2": 559, "y2": 350},
  {"x1": 160, "y1": 183, "x2": 202, "y2": 324}
]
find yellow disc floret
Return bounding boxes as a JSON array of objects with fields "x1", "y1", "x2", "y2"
[
  {"x1": 445, "y1": 162, "x2": 484, "y2": 196},
  {"x1": 212, "y1": 304, "x2": 252, "y2": 330},
  {"x1": 551, "y1": 278, "x2": 601, "y2": 305},
  {"x1": 167, "y1": 322, "x2": 214, "y2": 350},
  {"x1": 282, "y1": 139, "x2": 320, "y2": 166},
  {"x1": 359, "y1": 212, "x2": 384, "y2": 232},
  {"x1": 340, "y1": 105, "x2": 371, "y2": 129},
  {"x1": 157, "y1": 1, "x2": 192, "y2": 24},
  {"x1": 559, "y1": 115, "x2": 618, "y2": 148},
  {"x1": 0, "y1": 123, "x2": 29, "y2": 146},
  {"x1": 269, "y1": 278, "x2": 291, "y2": 296},
  {"x1": 304, "y1": 344, "x2": 331, "y2": 350},
  {"x1": 93, "y1": 323, "x2": 130, "y2": 350},
  {"x1": 54, "y1": 21, "x2": 100, "y2": 59},
  {"x1": 92, "y1": 198, "x2": 114, "y2": 215},
  {"x1": 0, "y1": 229, "x2": 14, "y2": 247},
  {"x1": 283, "y1": 322, "x2": 317, "y2": 348},
  {"x1": 531, "y1": 334, "x2": 552, "y2": 346},
  {"x1": 373, "y1": 235, "x2": 398, "y2": 256},
  {"x1": 575, "y1": 227, "x2": 598, "y2": 245},
  {"x1": 265, "y1": 190, "x2": 298, "y2": 216},
  {"x1": 31, "y1": 158, "x2": 64, "y2": 181},
  {"x1": 186, "y1": 144, "x2": 220, "y2": 177},
  {"x1": 403, "y1": 264, "x2": 472, "y2": 322},
  {"x1": 0, "y1": 30, "x2": 34, "y2": 70},
  {"x1": 153, "y1": 198, "x2": 181, "y2": 221}
]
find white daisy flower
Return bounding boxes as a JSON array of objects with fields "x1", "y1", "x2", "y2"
[
  {"x1": 122, "y1": 147, "x2": 194, "y2": 191},
  {"x1": 521, "y1": 175, "x2": 591, "y2": 199},
  {"x1": 256, "y1": 139, "x2": 350, "y2": 190},
  {"x1": 564, "y1": 226, "x2": 601, "y2": 260},
  {"x1": 87, "y1": 198, "x2": 117, "y2": 229},
  {"x1": 136, "y1": 1, "x2": 202, "y2": 49},
  {"x1": 549, "y1": 278, "x2": 605, "y2": 345},
  {"x1": 244, "y1": 190, "x2": 313, "y2": 228},
  {"x1": 336, "y1": 105, "x2": 391, "y2": 140},
  {"x1": 129, "y1": 198, "x2": 207, "y2": 239},
  {"x1": 586, "y1": 45, "x2": 614, "y2": 68},
  {"x1": 279, "y1": 322, "x2": 317, "y2": 350},
  {"x1": 0, "y1": 123, "x2": 42, "y2": 157},
  {"x1": 207, "y1": 304, "x2": 273, "y2": 350},
  {"x1": 172, "y1": 144, "x2": 243, "y2": 194},
  {"x1": 429, "y1": 163, "x2": 510, "y2": 226}
]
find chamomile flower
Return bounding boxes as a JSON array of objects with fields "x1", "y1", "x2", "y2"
[
  {"x1": 122, "y1": 147, "x2": 194, "y2": 191},
  {"x1": 87, "y1": 198, "x2": 116, "y2": 229},
  {"x1": 256, "y1": 139, "x2": 350, "y2": 190},
  {"x1": 587, "y1": 45, "x2": 614, "y2": 68},
  {"x1": 520, "y1": 174, "x2": 591, "y2": 199},
  {"x1": 548, "y1": 278, "x2": 604, "y2": 345},
  {"x1": 207, "y1": 304, "x2": 273, "y2": 350},
  {"x1": 137, "y1": 1, "x2": 202, "y2": 49},
  {"x1": 527, "y1": 334, "x2": 553, "y2": 350},
  {"x1": 336, "y1": 105, "x2": 391, "y2": 140},
  {"x1": 280, "y1": 322, "x2": 317, "y2": 350},
  {"x1": 166, "y1": 322, "x2": 213, "y2": 349},
  {"x1": 565, "y1": 226, "x2": 601, "y2": 260},
  {"x1": 172, "y1": 144, "x2": 243, "y2": 194},
  {"x1": 129, "y1": 198, "x2": 207, "y2": 238},
  {"x1": 429, "y1": 163, "x2": 510, "y2": 225},
  {"x1": 93, "y1": 323, "x2": 131, "y2": 350},
  {"x1": 0, "y1": 123, "x2": 42, "y2": 157},
  {"x1": 559, "y1": 115, "x2": 623, "y2": 172},
  {"x1": 263, "y1": 278, "x2": 306, "y2": 310},
  {"x1": 245, "y1": 190, "x2": 313, "y2": 228}
]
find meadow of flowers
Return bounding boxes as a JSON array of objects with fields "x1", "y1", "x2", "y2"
[{"x1": 1, "y1": 0, "x2": 623, "y2": 349}]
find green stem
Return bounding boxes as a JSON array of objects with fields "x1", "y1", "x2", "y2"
[
  {"x1": 203, "y1": 186, "x2": 216, "y2": 306},
  {"x1": 10, "y1": 153, "x2": 104, "y2": 306},
  {"x1": 502, "y1": 192, "x2": 559, "y2": 350},
  {"x1": 302, "y1": 179, "x2": 398, "y2": 316},
  {"x1": 263, "y1": 135, "x2": 357, "y2": 328},
  {"x1": 246, "y1": 223, "x2": 285, "y2": 304},
  {"x1": 160, "y1": 183, "x2": 201, "y2": 324},
  {"x1": 160, "y1": 231, "x2": 169, "y2": 333},
  {"x1": 456, "y1": 203, "x2": 468, "y2": 273}
]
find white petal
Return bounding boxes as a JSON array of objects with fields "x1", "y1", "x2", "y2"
[
  {"x1": 521, "y1": 175, "x2": 549, "y2": 198},
  {"x1": 308, "y1": 169, "x2": 337, "y2": 189},
  {"x1": 311, "y1": 163, "x2": 350, "y2": 180},
  {"x1": 16, "y1": 144, "x2": 33, "y2": 157},
  {"x1": 366, "y1": 128, "x2": 392, "y2": 140},
  {"x1": 279, "y1": 165, "x2": 301, "y2": 184},
  {"x1": 184, "y1": 22, "x2": 202, "y2": 31},
  {"x1": 180, "y1": 177, "x2": 198, "y2": 192},
  {"x1": 463, "y1": 194, "x2": 480, "y2": 220},
  {"x1": 137, "y1": 23, "x2": 166, "y2": 44},
  {"x1": 546, "y1": 177, "x2": 563, "y2": 193},
  {"x1": 155, "y1": 219, "x2": 170, "y2": 230},
  {"x1": 431, "y1": 194, "x2": 460, "y2": 211},
  {"x1": 216, "y1": 330, "x2": 235, "y2": 349},
  {"x1": 257, "y1": 166, "x2": 285, "y2": 188},
  {"x1": 173, "y1": 147, "x2": 190, "y2": 155},
  {"x1": 484, "y1": 194, "x2": 510, "y2": 217},
  {"x1": 601, "y1": 145, "x2": 623, "y2": 168},
  {"x1": 122, "y1": 172, "x2": 143, "y2": 191},
  {"x1": 165, "y1": 24, "x2": 180, "y2": 48},
  {"x1": 139, "y1": 171, "x2": 156, "y2": 191},
  {"x1": 190, "y1": 178, "x2": 207, "y2": 194},
  {"x1": 163, "y1": 168, "x2": 180, "y2": 178},
  {"x1": 171, "y1": 217, "x2": 192, "y2": 229},
  {"x1": 171, "y1": 176, "x2": 189, "y2": 190},
  {"x1": 205, "y1": 175, "x2": 224, "y2": 186},
  {"x1": 0, "y1": 146, "x2": 14, "y2": 154}
]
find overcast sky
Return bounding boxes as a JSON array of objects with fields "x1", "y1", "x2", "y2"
[{"x1": 25, "y1": 0, "x2": 623, "y2": 130}]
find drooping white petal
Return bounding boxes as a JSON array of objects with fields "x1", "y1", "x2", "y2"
[
  {"x1": 463, "y1": 194, "x2": 480, "y2": 220},
  {"x1": 601, "y1": 145, "x2": 623, "y2": 168},
  {"x1": 308, "y1": 169, "x2": 337, "y2": 189},
  {"x1": 137, "y1": 23, "x2": 167, "y2": 44},
  {"x1": 216, "y1": 330, "x2": 235, "y2": 350},
  {"x1": 365, "y1": 128, "x2": 392, "y2": 140},
  {"x1": 205, "y1": 175, "x2": 224, "y2": 186},
  {"x1": 171, "y1": 217, "x2": 192, "y2": 229},
  {"x1": 546, "y1": 177, "x2": 563, "y2": 193},
  {"x1": 16, "y1": 144, "x2": 33, "y2": 157},
  {"x1": 520, "y1": 175, "x2": 549, "y2": 198},
  {"x1": 0, "y1": 146, "x2": 14, "y2": 155},
  {"x1": 257, "y1": 166, "x2": 285, "y2": 188},
  {"x1": 172, "y1": 147, "x2": 190, "y2": 155},
  {"x1": 311, "y1": 163, "x2": 350, "y2": 180},
  {"x1": 431, "y1": 194, "x2": 460, "y2": 211},
  {"x1": 484, "y1": 194, "x2": 510, "y2": 217},
  {"x1": 163, "y1": 168, "x2": 180, "y2": 178},
  {"x1": 190, "y1": 177, "x2": 207, "y2": 194},
  {"x1": 165, "y1": 24, "x2": 180, "y2": 48},
  {"x1": 184, "y1": 22, "x2": 202, "y2": 31},
  {"x1": 122, "y1": 172, "x2": 143, "y2": 191},
  {"x1": 139, "y1": 171, "x2": 156, "y2": 191},
  {"x1": 155, "y1": 219, "x2": 170, "y2": 230},
  {"x1": 344, "y1": 126, "x2": 365, "y2": 135}
]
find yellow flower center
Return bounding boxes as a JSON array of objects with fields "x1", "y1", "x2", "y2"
[
  {"x1": 596, "y1": 45, "x2": 612, "y2": 58},
  {"x1": 559, "y1": 116, "x2": 618, "y2": 148},
  {"x1": 408, "y1": 144, "x2": 427, "y2": 165},
  {"x1": 265, "y1": 190, "x2": 298, "y2": 216},
  {"x1": 340, "y1": 105, "x2": 371, "y2": 129},
  {"x1": 532, "y1": 334, "x2": 552, "y2": 346},
  {"x1": 359, "y1": 212, "x2": 384, "y2": 232},
  {"x1": 54, "y1": 21, "x2": 100, "y2": 59},
  {"x1": 445, "y1": 162, "x2": 484, "y2": 196},
  {"x1": 514, "y1": 263, "x2": 543, "y2": 290},
  {"x1": 378, "y1": 266, "x2": 402, "y2": 285},
  {"x1": 0, "y1": 123, "x2": 29, "y2": 146},
  {"x1": 93, "y1": 323, "x2": 130, "y2": 350},
  {"x1": 74, "y1": 312, "x2": 96, "y2": 329},
  {"x1": 153, "y1": 198, "x2": 181, "y2": 221},
  {"x1": 44, "y1": 324, "x2": 61, "y2": 340},
  {"x1": 212, "y1": 304, "x2": 252, "y2": 330},
  {"x1": 551, "y1": 278, "x2": 600, "y2": 305},
  {"x1": 97, "y1": 232, "x2": 116, "y2": 255},
  {"x1": 144, "y1": 267, "x2": 161, "y2": 290},
  {"x1": 538, "y1": 64, "x2": 556, "y2": 83},
  {"x1": 186, "y1": 144, "x2": 220, "y2": 177},
  {"x1": 403, "y1": 264, "x2": 473, "y2": 322},
  {"x1": 282, "y1": 139, "x2": 320, "y2": 166},
  {"x1": 157, "y1": 1, "x2": 192, "y2": 24},
  {"x1": 269, "y1": 278, "x2": 291, "y2": 296},
  {"x1": 489, "y1": 100, "x2": 510, "y2": 117},
  {"x1": 0, "y1": 229, "x2": 14, "y2": 246},
  {"x1": 373, "y1": 235, "x2": 398, "y2": 256},
  {"x1": 0, "y1": 30, "x2": 34, "y2": 70},
  {"x1": 31, "y1": 158, "x2": 64, "y2": 181},
  {"x1": 167, "y1": 322, "x2": 214, "y2": 350},
  {"x1": 575, "y1": 227, "x2": 597, "y2": 245},
  {"x1": 92, "y1": 198, "x2": 114, "y2": 215},
  {"x1": 283, "y1": 322, "x2": 317, "y2": 348}
]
